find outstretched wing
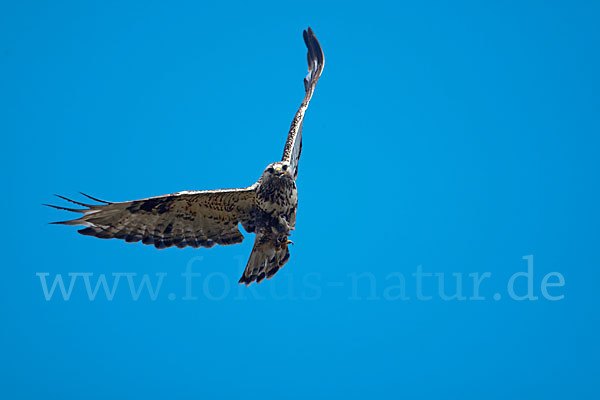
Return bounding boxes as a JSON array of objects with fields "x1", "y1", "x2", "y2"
[
  {"x1": 47, "y1": 188, "x2": 257, "y2": 249},
  {"x1": 281, "y1": 27, "x2": 325, "y2": 179}
]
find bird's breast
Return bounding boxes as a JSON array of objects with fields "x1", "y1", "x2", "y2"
[{"x1": 256, "y1": 178, "x2": 297, "y2": 214}]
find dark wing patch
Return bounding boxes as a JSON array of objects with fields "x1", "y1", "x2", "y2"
[
  {"x1": 281, "y1": 27, "x2": 325, "y2": 180},
  {"x1": 47, "y1": 188, "x2": 257, "y2": 250}
]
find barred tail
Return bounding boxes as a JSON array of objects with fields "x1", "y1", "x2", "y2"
[{"x1": 238, "y1": 234, "x2": 290, "y2": 286}]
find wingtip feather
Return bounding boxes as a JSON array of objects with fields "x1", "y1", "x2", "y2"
[
  {"x1": 49, "y1": 219, "x2": 80, "y2": 225},
  {"x1": 79, "y1": 192, "x2": 111, "y2": 204},
  {"x1": 44, "y1": 203, "x2": 86, "y2": 213},
  {"x1": 54, "y1": 194, "x2": 93, "y2": 208}
]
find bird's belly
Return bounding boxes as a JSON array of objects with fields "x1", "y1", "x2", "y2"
[
  {"x1": 256, "y1": 185, "x2": 297, "y2": 234},
  {"x1": 259, "y1": 191, "x2": 296, "y2": 215}
]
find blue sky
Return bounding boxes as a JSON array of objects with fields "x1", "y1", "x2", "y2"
[{"x1": 1, "y1": 1, "x2": 599, "y2": 399}]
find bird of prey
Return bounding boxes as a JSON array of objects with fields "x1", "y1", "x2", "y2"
[{"x1": 47, "y1": 28, "x2": 324, "y2": 285}]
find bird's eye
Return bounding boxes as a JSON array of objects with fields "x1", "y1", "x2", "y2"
[
  {"x1": 282, "y1": 165, "x2": 288, "y2": 171},
  {"x1": 267, "y1": 167, "x2": 275, "y2": 174}
]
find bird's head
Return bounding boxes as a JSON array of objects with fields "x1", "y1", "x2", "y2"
[{"x1": 261, "y1": 161, "x2": 293, "y2": 181}]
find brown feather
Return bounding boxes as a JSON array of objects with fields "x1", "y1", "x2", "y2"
[{"x1": 50, "y1": 188, "x2": 257, "y2": 250}]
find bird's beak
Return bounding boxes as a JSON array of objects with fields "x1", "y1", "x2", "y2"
[{"x1": 274, "y1": 167, "x2": 284, "y2": 176}]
